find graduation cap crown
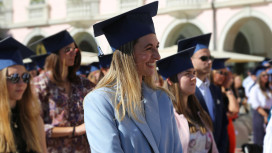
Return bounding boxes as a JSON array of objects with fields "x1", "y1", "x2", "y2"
[
  {"x1": 42, "y1": 30, "x2": 74, "y2": 54},
  {"x1": 0, "y1": 37, "x2": 35, "y2": 70},
  {"x1": 93, "y1": 1, "x2": 158, "y2": 51},
  {"x1": 156, "y1": 47, "x2": 195, "y2": 79},
  {"x1": 212, "y1": 58, "x2": 229, "y2": 70},
  {"x1": 178, "y1": 33, "x2": 211, "y2": 54}
]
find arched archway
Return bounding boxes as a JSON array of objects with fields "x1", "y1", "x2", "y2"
[
  {"x1": 73, "y1": 32, "x2": 97, "y2": 53},
  {"x1": 26, "y1": 35, "x2": 46, "y2": 55},
  {"x1": 164, "y1": 23, "x2": 203, "y2": 48},
  {"x1": 221, "y1": 17, "x2": 272, "y2": 75}
]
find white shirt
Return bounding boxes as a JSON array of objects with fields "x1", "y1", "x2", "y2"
[
  {"x1": 196, "y1": 77, "x2": 215, "y2": 121},
  {"x1": 244, "y1": 77, "x2": 255, "y2": 98},
  {"x1": 248, "y1": 84, "x2": 272, "y2": 110}
]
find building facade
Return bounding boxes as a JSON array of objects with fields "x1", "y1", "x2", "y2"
[{"x1": 0, "y1": 0, "x2": 272, "y2": 73}]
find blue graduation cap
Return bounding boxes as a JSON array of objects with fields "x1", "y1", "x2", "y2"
[
  {"x1": 90, "y1": 62, "x2": 100, "y2": 72},
  {"x1": 156, "y1": 47, "x2": 195, "y2": 79},
  {"x1": 253, "y1": 65, "x2": 267, "y2": 77},
  {"x1": 76, "y1": 65, "x2": 91, "y2": 76},
  {"x1": 0, "y1": 37, "x2": 35, "y2": 70},
  {"x1": 177, "y1": 33, "x2": 211, "y2": 53},
  {"x1": 93, "y1": 1, "x2": 158, "y2": 51},
  {"x1": 29, "y1": 54, "x2": 49, "y2": 70},
  {"x1": 212, "y1": 58, "x2": 229, "y2": 70},
  {"x1": 98, "y1": 53, "x2": 113, "y2": 69},
  {"x1": 97, "y1": 46, "x2": 113, "y2": 69},
  {"x1": 24, "y1": 61, "x2": 37, "y2": 71},
  {"x1": 42, "y1": 30, "x2": 74, "y2": 54}
]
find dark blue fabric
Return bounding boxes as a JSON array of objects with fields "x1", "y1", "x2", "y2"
[
  {"x1": 156, "y1": 47, "x2": 195, "y2": 79},
  {"x1": 195, "y1": 83, "x2": 229, "y2": 153},
  {"x1": 42, "y1": 30, "x2": 74, "y2": 54},
  {"x1": 252, "y1": 109, "x2": 269, "y2": 146},
  {"x1": 0, "y1": 37, "x2": 35, "y2": 70},
  {"x1": 93, "y1": 1, "x2": 158, "y2": 50}
]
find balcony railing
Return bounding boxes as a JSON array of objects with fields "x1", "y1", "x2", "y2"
[
  {"x1": 28, "y1": 3, "x2": 49, "y2": 21},
  {"x1": 66, "y1": 0, "x2": 99, "y2": 20},
  {"x1": 120, "y1": 0, "x2": 139, "y2": 11},
  {"x1": 167, "y1": 0, "x2": 208, "y2": 7},
  {"x1": 0, "y1": 6, "x2": 5, "y2": 27}
]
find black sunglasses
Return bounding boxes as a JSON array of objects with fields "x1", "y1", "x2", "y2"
[
  {"x1": 216, "y1": 70, "x2": 228, "y2": 76},
  {"x1": 7, "y1": 73, "x2": 31, "y2": 84},
  {"x1": 199, "y1": 56, "x2": 214, "y2": 62}
]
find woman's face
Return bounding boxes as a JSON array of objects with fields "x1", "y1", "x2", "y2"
[
  {"x1": 234, "y1": 76, "x2": 242, "y2": 87},
  {"x1": 6, "y1": 65, "x2": 29, "y2": 108},
  {"x1": 177, "y1": 68, "x2": 196, "y2": 96},
  {"x1": 133, "y1": 33, "x2": 160, "y2": 78},
  {"x1": 260, "y1": 71, "x2": 269, "y2": 84},
  {"x1": 59, "y1": 42, "x2": 78, "y2": 67},
  {"x1": 213, "y1": 68, "x2": 227, "y2": 86}
]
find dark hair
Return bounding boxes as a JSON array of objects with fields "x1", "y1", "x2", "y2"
[
  {"x1": 45, "y1": 42, "x2": 81, "y2": 84},
  {"x1": 169, "y1": 75, "x2": 213, "y2": 134}
]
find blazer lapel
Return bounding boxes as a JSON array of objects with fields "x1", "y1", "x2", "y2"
[
  {"x1": 195, "y1": 86, "x2": 209, "y2": 114},
  {"x1": 129, "y1": 84, "x2": 159, "y2": 153},
  {"x1": 142, "y1": 83, "x2": 161, "y2": 146}
]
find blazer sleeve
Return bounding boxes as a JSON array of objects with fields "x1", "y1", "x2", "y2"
[{"x1": 84, "y1": 90, "x2": 124, "y2": 153}]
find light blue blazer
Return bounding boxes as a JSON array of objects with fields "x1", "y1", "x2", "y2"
[{"x1": 84, "y1": 83, "x2": 182, "y2": 153}]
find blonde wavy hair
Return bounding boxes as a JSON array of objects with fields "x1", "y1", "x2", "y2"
[
  {"x1": 95, "y1": 40, "x2": 170, "y2": 121},
  {"x1": 0, "y1": 67, "x2": 42, "y2": 152}
]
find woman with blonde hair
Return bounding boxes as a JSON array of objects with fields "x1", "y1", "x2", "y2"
[
  {"x1": 0, "y1": 37, "x2": 46, "y2": 152},
  {"x1": 33, "y1": 30, "x2": 95, "y2": 152},
  {"x1": 84, "y1": 1, "x2": 182, "y2": 153},
  {"x1": 157, "y1": 46, "x2": 218, "y2": 153}
]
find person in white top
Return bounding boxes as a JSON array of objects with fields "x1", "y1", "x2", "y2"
[{"x1": 248, "y1": 66, "x2": 272, "y2": 146}]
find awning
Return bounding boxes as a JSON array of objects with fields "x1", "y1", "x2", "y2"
[
  {"x1": 23, "y1": 51, "x2": 99, "y2": 65},
  {"x1": 81, "y1": 51, "x2": 99, "y2": 65},
  {"x1": 159, "y1": 45, "x2": 265, "y2": 63}
]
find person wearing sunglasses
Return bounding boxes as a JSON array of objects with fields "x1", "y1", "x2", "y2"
[
  {"x1": 32, "y1": 30, "x2": 95, "y2": 153},
  {"x1": 211, "y1": 58, "x2": 239, "y2": 153},
  {"x1": 0, "y1": 37, "x2": 47, "y2": 152},
  {"x1": 83, "y1": 2, "x2": 182, "y2": 153},
  {"x1": 178, "y1": 33, "x2": 229, "y2": 153},
  {"x1": 248, "y1": 66, "x2": 272, "y2": 147},
  {"x1": 157, "y1": 46, "x2": 219, "y2": 153}
]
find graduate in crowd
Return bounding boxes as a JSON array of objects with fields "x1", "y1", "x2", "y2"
[
  {"x1": 178, "y1": 33, "x2": 228, "y2": 153},
  {"x1": 97, "y1": 47, "x2": 113, "y2": 76},
  {"x1": 76, "y1": 65, "x2": 91, "y2": 78},
  {"x1": 0, "y1": 37, "x2": 47, "y2": 152},
  {"x1": 87, "y1": 61, "x2": 101, "y2": 84},
  {"x1": 84, "y1": 1, "x2": 182, "y2": 153},
  {"x1": 211, "y1": 58, "x2": 239, "y2": 153},
  {"x1": 29, "y1": 53, "x2": 50, "y2": 75},
  {"x1": 157, "y1": 46, "x2": 218, "y2": 153},
  {"x1": 33, "y1": 30, "x2": 95, "y2": 153},
  {"x1": 231, "y1": 74, "x2": 248, "y2": 114},
  {"x1": 248, "y1": 66, "x2": 272, "y2": 146},
  {"x1": 264, "y1": 106, "x2": 272, "y2": 153},
  {"x1": 24, "y1": 60, "x2": 38, "y2": 78}
]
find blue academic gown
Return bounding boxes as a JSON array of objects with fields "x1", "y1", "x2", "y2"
[
  {"x1": 84, "y1": 83, "x2": 182, "y2": 153},
  {"x1": 195, "y1": 83, "x2": 228, "y2": 153}
]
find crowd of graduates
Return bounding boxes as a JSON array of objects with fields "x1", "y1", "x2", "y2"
[{"x1": 1, "y1": 1, "x2": 272, "y2": 153}]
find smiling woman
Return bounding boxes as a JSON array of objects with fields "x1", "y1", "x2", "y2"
[{"x1": 83, "y1": 1, "x2": 182, "y2": 153}]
